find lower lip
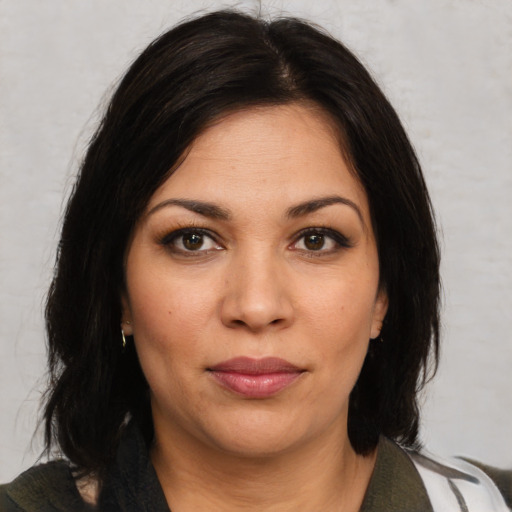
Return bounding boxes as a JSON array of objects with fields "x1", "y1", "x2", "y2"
[{"x1": 209, "y1": 371, "x2": 302, "y2": 398}]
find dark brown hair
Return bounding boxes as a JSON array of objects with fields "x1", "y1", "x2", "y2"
[{"x1": 44, "y1": 10, "x2": 440, "y2": 478}]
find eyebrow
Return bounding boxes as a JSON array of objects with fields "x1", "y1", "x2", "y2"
[
  {"x1": 147, "y1": 195, "x2": 364, "y2": 226},
  {"x1": 286, "y1": 195, "x2": 365, "y2": 227},
  {"x1": 147, "y1": 199, "x2": 231, "y2": 220}
]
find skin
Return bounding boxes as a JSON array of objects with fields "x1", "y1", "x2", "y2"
[{"x1": 122, "y1": 103, "x2": 388, "y2": 511}]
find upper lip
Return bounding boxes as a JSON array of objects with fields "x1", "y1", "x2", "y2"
[{"x1": 208, "y1": 357, "x2": 303, "y2": 375}]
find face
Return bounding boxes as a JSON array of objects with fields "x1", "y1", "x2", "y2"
[{"x1": 122, "y1": 104, "x2": 387, "y2": 458}]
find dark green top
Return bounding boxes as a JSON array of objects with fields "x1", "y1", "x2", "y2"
[{"x1": 1, "y1": 425, "x2": 511, "y2": 511}]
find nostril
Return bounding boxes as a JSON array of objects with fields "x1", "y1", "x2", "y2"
[{"x1": 226, "y1": 317, "x2": 285, "y2": 331}]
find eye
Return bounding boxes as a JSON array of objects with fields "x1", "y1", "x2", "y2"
[
  {"x1": 297, "y1": 233, "x2": 332, "y2": 251},
  {"x1": 291, "y1": 228, "x2": 351, "y2": 254},
  {"x1": 161, "y1": 228, "x2": 223, "y2": 255}
]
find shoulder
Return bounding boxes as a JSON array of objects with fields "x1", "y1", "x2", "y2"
[
  {"x1": 408, "y1": 448, "x2": 512, "y2": 511},
  {"x1": 0, "y1": 461, "x2": 89, "y2": 512},
  {"x1": 363, "y1": 437, "x2": 512, "y2": 512},
  {"x1": 468, "y1": 459, "x2": 512, "y2": 509}
]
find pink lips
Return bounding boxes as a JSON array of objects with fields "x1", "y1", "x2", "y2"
[{"x1": 208, "y1": 357, "x2": 304, "y2": 398}]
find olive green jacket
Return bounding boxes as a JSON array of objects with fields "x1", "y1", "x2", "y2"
[{"x1": 1, "y1": 426, "x2": 510, "y2": 511}]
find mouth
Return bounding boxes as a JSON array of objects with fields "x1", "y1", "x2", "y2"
[{"x1": 207, "y1": 357, "x2": 305, "y2": 398}]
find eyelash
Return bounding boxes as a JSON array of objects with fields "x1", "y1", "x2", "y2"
[
  {"x1": 158, "y1": 226, "x2": 352, "y2": 257},
  {"x1": 290, "y1": 227, "x2": 352, "y2": 256},
  {"x1": 159, "y1": 227, "x2": 222, "y2": 257}
]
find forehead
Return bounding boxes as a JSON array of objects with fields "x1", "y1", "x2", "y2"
[{"x1": 147, "y1": 104, "x2": 369, "y2": 219}]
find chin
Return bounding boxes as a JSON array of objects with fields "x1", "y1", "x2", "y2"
[
  {"x1": 198, "y1": 410, "x2": 318, "y2": 459},
  {"x1": 211, "y1": 433, "x2": 301, "y2": 459}
]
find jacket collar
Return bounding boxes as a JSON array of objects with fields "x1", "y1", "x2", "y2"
[{"x1": 360, "y1": 436, "x2": 433, "y2": 512}]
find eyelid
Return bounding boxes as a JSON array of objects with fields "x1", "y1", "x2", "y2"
[
  {"x1": 159, "y1": 227, "x2": 219, "y2": 246},
  {"x1": 159, "y1": 227, "x2": 224, "y2": 257},
  {"x1": 290, "y1": 227, "x2": 352, "y2": 251}
]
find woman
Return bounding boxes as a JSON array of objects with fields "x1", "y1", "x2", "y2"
[{"x1": 1, "y1": 10, "x2": 510, "y2": 512}]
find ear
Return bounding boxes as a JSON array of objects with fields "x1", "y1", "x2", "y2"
[
  {"x1": 121, "y1": 293, "x2": 133, "y2": 336},
  {"x1": 370, "y1": 288, "x2": 388, "y2": 340}
]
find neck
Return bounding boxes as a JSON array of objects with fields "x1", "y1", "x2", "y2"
[{"x1": 151, "y1": 422, "x2": 377, "y2": 512}]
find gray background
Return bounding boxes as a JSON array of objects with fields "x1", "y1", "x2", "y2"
[{"x1": 1, "y1": 0, "x2": 511, "y2": 481}]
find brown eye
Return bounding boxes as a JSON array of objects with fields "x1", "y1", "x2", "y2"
[
  {"x1": 291, "y1": 228, "x2": 350, "y2": 254},
  {"x1": 161, "y1": 228, "x2": 222, "y2": 255},
  {"x1": 304, "y1": 234, "x2": 325, "y2": 251},
  {"x1": 182, "y1": 233, "x2": 204, "y2": 250}
]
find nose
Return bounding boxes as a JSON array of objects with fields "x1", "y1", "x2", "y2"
[{"x1": 220, "y1": 251, "x2": 294, "y2": 333}]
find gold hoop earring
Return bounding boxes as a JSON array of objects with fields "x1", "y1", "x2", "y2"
[{"x1": 121, "y1": 329, "x2": 127, "y2": 349}]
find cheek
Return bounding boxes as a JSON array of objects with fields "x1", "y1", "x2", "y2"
[
  {"x1": 296, "y1": 270, "x2": 377, "y2": 388},
  {"x1": 128, "y1": 273, "x2": 214, "y2": 404},
  {"x1": 125, "y1": 268, "x2": 218, "y2": 400},
  {"x1": 128, "y1": 265, "x2": 217, "y2": 343},
  {"x1": 300, "y1": 272, "x2": 378, "y2": 341}
]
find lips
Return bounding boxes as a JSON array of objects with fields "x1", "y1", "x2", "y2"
[{"x1": 208, "y1": 357, "x2": 304, "y2": 398}]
